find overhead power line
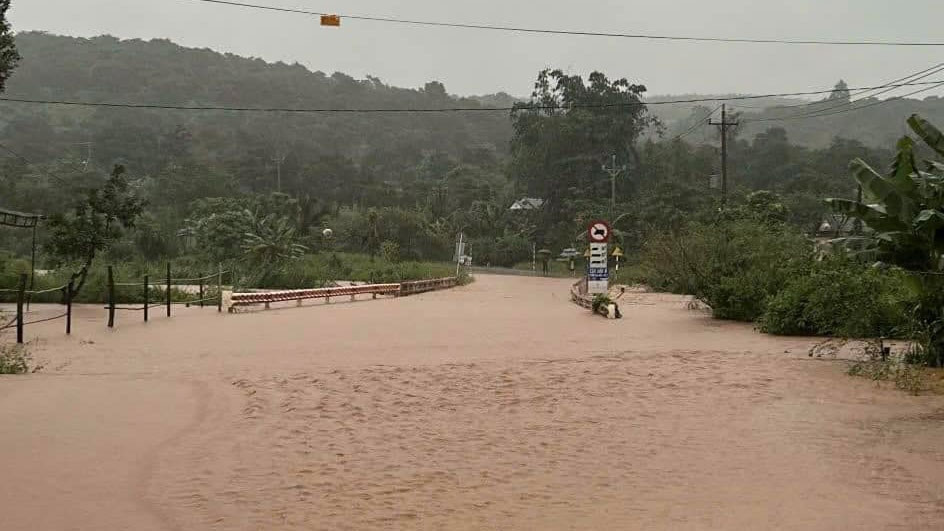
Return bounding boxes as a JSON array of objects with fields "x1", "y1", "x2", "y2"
[
  {"x1": 745, "y1": 63, "x2": 944, "y2": 123},
  {"x1": 1, "y1": 80, "x2": 942, "y2": 114},
  {"x1": 730, "y1": 62, "x2": 944, "y2": 111},
  {"x1": 0, "y1": 142, "x2": 68, "y2": 184},
  {"x1": 669, "y1": 105, "x2": 720, "y2": 141},
  {"x1": 189, "y1": 0, "x2": 944, "y2": 47},
  {"x1": 777, "y1": 80, "x2": 944, "y2": 121}
]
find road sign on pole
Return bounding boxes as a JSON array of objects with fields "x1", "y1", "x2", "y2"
[
  {"x1": 588, "y1": 220, "x2": 611, "y2": 243},
  {"x1": 586, "y1": 220, "x2": 611, "y2": 294}
]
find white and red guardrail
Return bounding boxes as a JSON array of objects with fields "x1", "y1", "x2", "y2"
[{"x1": 229, "y1": 277, "x2": 458, "y2": 311}]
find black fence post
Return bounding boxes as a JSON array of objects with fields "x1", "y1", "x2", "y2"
[
  {"x1": 107, "y1": 266, "x2": 115, "y2": 328},
  {"x1": 66, "y1": 279, "x2": 74, "y2": 335},
  {"x1": 166, "y1": 262, "x2": 171, "y2": 318},
  {"x1": 217, "y1": 264, "x2": 223, "y2": 313},
  {"x1": 199, "y1": 272, "x2": 204, "y2": 308},
  {"x1": 16, "y1": 273, "x2": 26, "y2": 343},
  {"x1": 143, "y1": 274, "x2": 149, "y2": 323}
]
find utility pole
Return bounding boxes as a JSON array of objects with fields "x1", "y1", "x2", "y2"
[
  {"x1": 75, "y1": 142, "x2": 93, "y2": 171},
  {"x1": 709, "y1": 104, "x2": 738, "y2": 210},
  {"x1": 271, "y1": 152, "x2": 286, "y2": 193},
  {"x1": 601, "y1": 154, "x2": 626, "y2": 215}
]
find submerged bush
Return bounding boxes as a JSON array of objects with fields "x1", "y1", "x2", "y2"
[
  {"x1": 0, "y1": 343, "x2": 33, "y2": 374},
  {"x1": 761, "y1": 259, "x2": 911, "y2": 337},
  {"x1": 641, "y1": 218, "x2": 812, "y2": 321}
]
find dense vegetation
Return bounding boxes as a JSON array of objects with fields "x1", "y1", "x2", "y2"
[
  {"x1": 3, "y1": 32, "x2": 944, "y2": 370},
  {"x1": 640, "y1": 115, "x2": 944, "y2": 368}
]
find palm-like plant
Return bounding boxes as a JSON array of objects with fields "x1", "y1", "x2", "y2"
[
  {"x1": 242, "y1": 210, "x2": 307, "y2": 284},
  {"x1": 826, "y1": 114, "x2": 944, "y2": 365}
]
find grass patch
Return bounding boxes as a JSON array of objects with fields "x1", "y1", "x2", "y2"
[
  {"x1": 848, "y1": 358, "x2": 927, "y2": 395},
  {"x1": 0, "y1": 343, "x2": 37, "y2": 374},
  {"x1": 1, "y1": 253, "x2": 465, "y2": 302}
]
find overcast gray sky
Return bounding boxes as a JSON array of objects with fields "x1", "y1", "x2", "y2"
[{"x1": 10, "y1": 0, "x2": 944, "y2": 98}]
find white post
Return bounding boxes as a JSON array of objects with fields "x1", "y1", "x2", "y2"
[{"x1": 456, "y1": 232, "x2": 464, "y2": 277}]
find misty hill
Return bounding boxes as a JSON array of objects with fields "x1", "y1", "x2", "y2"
[
  {"x1": 2, "y1": 31, "x2": 943, "y2": 175},
  {"x1": 648, "y1": 91, "x2": 944, "y2": 148},
  {"x1": 0, "y1": 32, "x2": 512, "y2": 179}
]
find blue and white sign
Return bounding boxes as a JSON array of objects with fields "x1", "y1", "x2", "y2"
[{"x1": 588, "y1": 242, "x2": 609, "y2": 294}]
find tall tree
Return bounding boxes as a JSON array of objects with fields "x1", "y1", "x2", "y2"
[
  {"x1": 510, "y1": 69, "x2": 659, "y2": 244},
  {"x1": 827, "y1": 80, "x2": 851, "y2": 103},
  {"x1": 46, "y1": 165, "x2": 145, "y2": 296},
  {"x1": 0, "y1": 0, "x2": 19, "y2": 93}
]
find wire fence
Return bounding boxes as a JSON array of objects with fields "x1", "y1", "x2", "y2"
[
  {"x1": 0, "y1": 274, "x2": 73, "y2": 343},
  {"x1": 1, "y1": 263, "x2": 230, "y2": 344},
  {"x1": 104, "y1": 264, "x2": 229, "y2": 328}
]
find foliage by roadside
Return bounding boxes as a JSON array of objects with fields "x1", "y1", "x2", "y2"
[
  {"x1": 641, "y1": 217, "x2": 812, "y2": 321},
  {"x1": 826, "y1": 114, "x2": 944, "y2": 366},
  {"x1": 760, "y1": 258, "x2": 911, "y2": 338},
  {"x1": 0, "y1": 342, "x2": 35, "y2": 374}
]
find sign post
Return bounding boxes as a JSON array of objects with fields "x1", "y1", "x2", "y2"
[{"x1": 587, "y1": 220, "x2": 611, "y2": 295}]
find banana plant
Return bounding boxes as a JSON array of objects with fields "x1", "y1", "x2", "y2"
[
  {"x1": 826, "y1": 114, "x2": 944, "y2": 366},
  {"x1": 826, "y1": 115, "x2": 944, "y2": 272}
]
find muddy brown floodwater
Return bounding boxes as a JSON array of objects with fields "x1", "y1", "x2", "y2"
[{"x1": 2, "y1": 275, "x2": 944, "y2": 530}]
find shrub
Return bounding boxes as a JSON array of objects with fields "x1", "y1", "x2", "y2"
[
  {"x1": 0, "y1": 343, "x2": 32, "y2": 374},
  {"x1": 641, "y1": 218, "x2": 812, "y2": 321},
  {"x1": 380, "y1": 241, "x2": 400, "y2": 263},
  {"x1": 761, "y1": 259, "x2": 911, "y2": 337}
]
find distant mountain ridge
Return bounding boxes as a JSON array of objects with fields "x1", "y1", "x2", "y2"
[
  {"x1": 2, "y1": 31, "x2": 942, "y2": 168},
  {"x1": 0, "y1": 32, "x2": 512, "y2": 172}
]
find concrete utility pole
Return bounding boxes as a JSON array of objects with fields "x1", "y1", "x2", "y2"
[
  {"x1": 272, "y1": 152, "x2": 287, "y2": 193},
  {"x1": 75, "y1": 142, "x2": 93, "y2": 171},
  {"x1": 601, "y1": 154, "x2": 626, "y2": 214},
  {"x1": 709, "y1": 104, "x2": 738, "y2": 210}
]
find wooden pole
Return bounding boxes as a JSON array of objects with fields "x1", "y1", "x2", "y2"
[
  {"x1": 217, "y1": 264, "x2": 223, "y2": 313},
  {"x1": 166, "y1": 262, "x2": 171, "y2": 318},
  {"x1": 143, "y1": 274, "x2": 149, "y2": 323},
  {"x1": 199, "y1": 272, "x2": 205, "y2": 308},
  {"x1": 107, "y1": 266, "x2": 115, "y2": 328},
  {"x1": 66, "y1": 279, "x2": 73, "y2": 335},
  {"x1": 15, "y1": 273, "x2": 26, "y2": 343},
  {"x1": 27, "y1": 224, "x2": 36, "y2": 311}
]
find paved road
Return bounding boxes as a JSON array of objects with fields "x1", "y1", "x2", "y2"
[{"x1": 2, "y1": 275, "x2": 943, "y2": 530}]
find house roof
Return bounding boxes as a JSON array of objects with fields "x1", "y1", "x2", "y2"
[{"x1": 509, "y1": 197, "x2": 545, "y2": 211}]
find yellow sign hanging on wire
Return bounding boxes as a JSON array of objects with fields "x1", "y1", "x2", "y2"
[{"x1": 321, "y1": 15, "x2": 341, "y2": 27}]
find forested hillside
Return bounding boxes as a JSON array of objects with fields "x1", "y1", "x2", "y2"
[{"x1": 0, "y1": 32, "x2": 512, "y2": 185}]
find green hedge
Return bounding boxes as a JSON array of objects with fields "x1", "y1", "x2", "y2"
[{"x1": 760, "y1": 259, "x2": 911, "y2": 338}]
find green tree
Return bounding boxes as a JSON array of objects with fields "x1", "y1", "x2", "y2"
[
  {"x1": 827, "y1": 80, "x2": 851, "y2": 103},
  {"x1": 0, "y1": 0, "x2": 19, "y2": 93},
  {"x1": 510, "y1": 69, "x2": 659, "y2": 244},
  {"x1": 241, "y1": 211, "x2": 307, "y2": 285},
  {"x1": 46, "y1": 165, "x2": 145, "y2": 296},
  {"x1": 364, "y1": 209, "x2": 381, "y2": 260}
]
